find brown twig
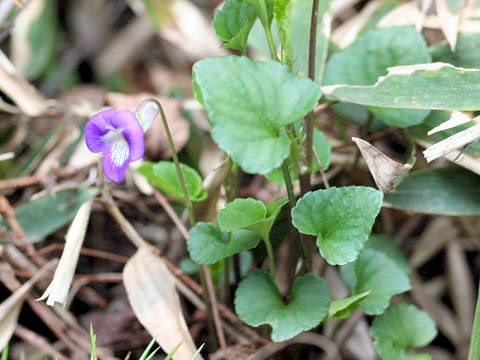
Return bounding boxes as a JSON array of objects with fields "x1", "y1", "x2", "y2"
[
  {"x1": 102, "y1": 192, "x2": 148, "y2": 248},
  {"x1": 0, "y1": 195, "x2": 46, "y2": 267},
  {"x1": 0, "y1": 167, "x2": 77, "y2": 191},
  {"x1": 153, "y1": 190, "x2": 189, "y2": 239},
  {"x1": 37, "y1": 243, "x2": 129, "y2": 263},
  {"x1": 15, "y1": 324, "x2": 69, "y2": 360},
  {"x1": 163, "y1": 258, "x2": 268, "y2": 345},
  {"x1": 204, "y1": 265, "x2": 227, "y2": 350}
]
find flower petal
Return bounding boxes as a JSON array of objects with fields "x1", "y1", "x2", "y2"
[
  {"x1": 85, "y1": 108, "x2": 116, "y2": 153},
  {"x1": 102, "y1": 139, "x2": 130, "y2": 182},
  {"x1": 112, "y1": 110, "x2": 145, "y2": 162},
  {"x1": 135, "y1": 98, "x2": 160, "y2": 132}
]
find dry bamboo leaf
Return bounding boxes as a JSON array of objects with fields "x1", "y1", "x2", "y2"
[
  {"x1": 0, "y1": 50, "x2": 47, "y2": 116},
  {"x1": 428, "y1": 111, "x2": 473, "y2": 135},
  {"x1": 435, "y1": 0, "x2": 464, "y2": 51},
  {"x1": 331, "y1": 0, "x2": 384, "y2": 48},
  {"x1": 123, "y1": 247, "x2": 202, "y2": 360},
  {"x1": 417, "y1": 138, "x2": 480, "y2": 175},
  {"x1": 423, "y1": 123, "x2": 480, "y2": 162},
  {"x1": 38, "y1": 199, "x2": 93, "y2": 307},
  {"x1": 410, "y1": 217, "x2": 457, "y2": 268},
  {"x1": 0, "y1": 260, "x2": 56, "y2": 350},
  {"x1": 447, "y1": 240, "x2": 474, "y2": 341},
  {"x1": 352, "y1": 137, "x2": 412, "y2": 194},
  {"x1": 105, "y1": 92, "x2": 190, "y2": 158},
  {"x1": 377, "y1": 2, "x2": 422, "y2": 28},
  {"x1": 417, "y1": 0, "x2": 434, "y2": 31}
]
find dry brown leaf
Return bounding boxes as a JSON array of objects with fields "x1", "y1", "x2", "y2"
[
  {"x1": 105, "y1": 92, "x2": 190, "y2": 158},
  {"x1": 0, "y1": 260, "x2": 56, "y2": 350},
  {"x1": 123, "y1": 247, "x2": 202, "y2": 360},
  {"x1": 435, "y1": 0, "x2": 464, "y2": 51},
  {"x1": 352, "y1": 137, "x2": 412, "y2": 194}
]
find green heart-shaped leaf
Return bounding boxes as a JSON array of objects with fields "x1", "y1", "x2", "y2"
[
  {"x1": 235, "y1": 270, "x2": 330, "y2": 341},
  {"x1": 218, "y1": 198, "x2": 288, "y2": 240},
  {"x1": 327, "y1": 290, "x2": 371, "y2": 319},
  {"x1": 137, "y1": 161, "x2": 207, "y2": 203},
  {"x1": 371, "y1": 303, "x2": 437, "y2": 360},
  {"x1": 292, "y1": 186, "x2": 383, "y2": 265},
  {"x1": 193, "y1": 56, "x2": 321, "y2": 174},
  {"x1": 213, "y1": 0, "x2": 257, "y2": 53},
  {"x1": 187, "y1": 222, "x2": 260, "y2": 264},
  {"x1": 340, "y1": 235, "x2": 411, "y2": 315},
  {"x1": 323, "y1": 26, "x2": 431, "y2": 127}
]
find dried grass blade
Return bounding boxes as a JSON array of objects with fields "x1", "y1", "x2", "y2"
[{"x1": 38, "y1": 199, "x2": 93, "y2": 306}]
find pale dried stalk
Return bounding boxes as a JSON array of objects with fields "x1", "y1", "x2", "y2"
[{"x1": 38, "y1": 199, "x2": 93, "y2": 306}]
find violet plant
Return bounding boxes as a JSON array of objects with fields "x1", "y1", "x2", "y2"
[{"x1": 80, "y1": 0, "x2": 480, "y2": 358}]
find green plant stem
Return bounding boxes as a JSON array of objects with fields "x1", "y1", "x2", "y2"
[
  {"x1": 265, "y1": 26, "x2": 279, "y2": 61},
  {"x1": 224, "y1": 257, "x2": 231, "y2": 305},
  {"x1": 152, "y1": 99, "x2": 228, "y2": 350},
  {"x1": 155, "y1": 99, "x2": 196, "y2": 225},
  {"x1": 282, "y1": 161, "x2": 309, "y2": 263},
  {"x1": 468, "y1": 281, "x2": 480, "y2": 360},
  {"x1": 281, "y1": 161, "x2": 296, "y2": 210},
  {"x1": 301, "y1": 0, "x2": 320, "y2": 195},
  {"x1": 263, "y1": 235, "x2": 276, "y2": 279}
]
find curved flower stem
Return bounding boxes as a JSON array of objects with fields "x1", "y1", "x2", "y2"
[
  {"x1": 146, "y1": 98, "x2": 227, "y2": 351},
  {"x1": 150, "y1": 98, "x2": 196, "y2": 225}
]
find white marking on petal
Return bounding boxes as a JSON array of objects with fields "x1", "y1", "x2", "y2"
[
  {"x1": 109, "y1": 138, "x2": 130, "y2": 167},
  {"x1": 102, "y1": 128, "x2": 130, "y2": 167}
]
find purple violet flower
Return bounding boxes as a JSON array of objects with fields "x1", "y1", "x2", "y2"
[{"x1": 85, "y1": 108, "x2": 145, "y2": 183}]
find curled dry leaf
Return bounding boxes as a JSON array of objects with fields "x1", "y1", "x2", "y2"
[
  {"x1": 123, "y1": 247, "x2": 202, "y2": 360},
  {"x1": 38, "y1": 199, "x2": 93, "y2": 307},
  {"x1": 105, "y1": 92, "x2": 190, "y2": 158},
  {"x1": 0, "y1": 260, "x2": 57, "y2": 349},
  {"x1": 352, "y1": 137, "x2": 412, "y2": 194}
]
